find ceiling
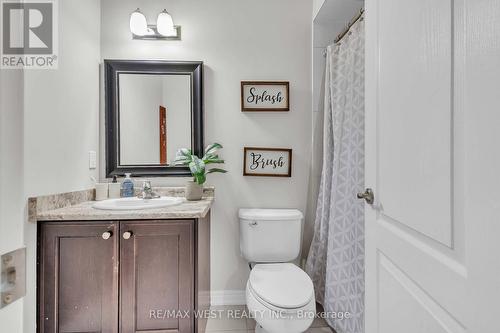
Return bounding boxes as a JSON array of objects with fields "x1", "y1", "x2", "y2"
[{"x1": 314, "y1": 0, "x2": 363, "y2": 25}]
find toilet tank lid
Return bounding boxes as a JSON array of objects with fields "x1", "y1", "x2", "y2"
[{"x1": 239, "y1": 208, "x2": 303, "y2": 221}]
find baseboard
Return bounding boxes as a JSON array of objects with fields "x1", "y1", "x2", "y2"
[{"x1": 210, "y1": 290, "x2": 246, "y2": 306}]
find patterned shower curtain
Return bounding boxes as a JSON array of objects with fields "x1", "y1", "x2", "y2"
[{"x1": 306, "y1": 18, "x2": 365, "y2": 333}]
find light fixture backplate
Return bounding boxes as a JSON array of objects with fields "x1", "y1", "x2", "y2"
[{"x1": 132, "y1": 25, "x2": 181, "y2": 40}]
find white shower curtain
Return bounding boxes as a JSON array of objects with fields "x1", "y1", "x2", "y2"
[{"x1": 306, "y1": 18, "x2": 365, "y2": 333}]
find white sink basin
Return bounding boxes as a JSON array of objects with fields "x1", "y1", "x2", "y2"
[{"x1": 92, "y1": 196, "x2": 183, "y2": 211}]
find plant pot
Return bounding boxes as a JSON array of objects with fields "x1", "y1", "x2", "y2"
[{"x1": 185, "y1": 181, "x2": 203, "y2": 201}]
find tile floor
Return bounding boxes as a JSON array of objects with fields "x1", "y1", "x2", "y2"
[{"x1": 205, "y1": 305, "x2": 335, "y2": 333}]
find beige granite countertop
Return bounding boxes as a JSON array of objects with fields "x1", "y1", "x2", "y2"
[
  {"x1": 31, "y1": 187, "x2": 214, "y2": 222},
  {"x1": 36, "y1": 197, "x2": 213, "y2": 221}
]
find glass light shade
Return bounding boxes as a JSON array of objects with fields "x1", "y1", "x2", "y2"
[
  {"x1": 130, "y1": 8, "x2": 148, "y2": 36},
  {"x1": 157, "y1": 10, "x2": 176, "y2": 37}
]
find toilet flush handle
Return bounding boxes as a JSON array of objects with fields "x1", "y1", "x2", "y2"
[{"x1": 249, "y1": 221, "x2": 258, "y2": 227}]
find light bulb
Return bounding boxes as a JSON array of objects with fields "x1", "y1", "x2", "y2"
[
  {"x1": 157, "y1": 9, "x2": 176, "y2": 37},
  {"x1": 130, "y1": 8, "x2": 148, "y2": 36}
]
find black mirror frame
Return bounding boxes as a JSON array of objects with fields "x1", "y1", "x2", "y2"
[{"x1": 104, "y1": 60, "x2": 203, "y2": 177}]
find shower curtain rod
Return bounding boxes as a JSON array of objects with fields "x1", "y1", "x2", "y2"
[{"x1": 334, "y1": 8, "x2": 365, "y2": 44}]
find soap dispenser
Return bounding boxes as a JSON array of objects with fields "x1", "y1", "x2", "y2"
[{"x1": 121, "y1": 173, "x2": 135, "y2": 197}]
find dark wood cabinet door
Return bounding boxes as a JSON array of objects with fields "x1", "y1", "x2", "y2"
[
  {"x1": 120, "y1": 220, "x2": 194, "y2": 333},
  {"x1": 39, "y1": 222, "x2": 119, "y2": 333}
]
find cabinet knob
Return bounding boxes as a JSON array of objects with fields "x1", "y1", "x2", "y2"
[
  {"x1": 123, "y1": 231, "x2": 133, "y2": 240},
  {"x1": 3, "y1": 294, "x2": 13, "y2": 304},
  {"x1": 102, "y1": 231, "x2": 112, "y2": 240}
]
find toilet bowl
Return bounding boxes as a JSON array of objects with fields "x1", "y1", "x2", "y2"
[
  {"x1": 239, "y1": 209, "x2": 316, "y2": 333},
  {"x1": 246, "y1": 263, "x2": 315, "y2": 333}
]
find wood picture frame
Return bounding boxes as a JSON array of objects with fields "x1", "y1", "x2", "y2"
[
  {"x1": 243, "y1": 147, "x2": 292, "y2": 177},
  {"x1": 241, "y1": 81, "x2": 290, "y2": 112}
]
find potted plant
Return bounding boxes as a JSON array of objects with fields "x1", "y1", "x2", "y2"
[{"x1": 174, "y1": 143, "x2": 227, "y2": 201}]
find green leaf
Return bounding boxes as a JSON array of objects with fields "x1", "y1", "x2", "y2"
[
  {"x1": 176, "y1": 148, "x2": 192, "y2": 158},
  {"x1": 203, "y1": 153, "x2": 219, "y2": 160},
  {"x1": 206, "y1": 168, "x2": 227, "y2": 174},
  {"x1": 204, "y1": 158, "x2": 225, "y2": 165},
  {"x1": 176, "y1": 143, "x2": 226, "y2": 183},
  {"x1": 173, "y1": 155, "x2": 191, "y2": 166},
  {"x1": 188, "y1": 162, "x2": 198, "y2": 175},
  {"x1": 194, "y1": 156, "x2": 205, "y2": 170},
  {"x1": 204, "y1": 143, "x2": 223, "y2": 156},
  {"x1": 188, "y1": 156, "x2": 205, "y2": 174}
]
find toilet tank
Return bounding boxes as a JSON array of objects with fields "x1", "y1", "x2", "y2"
[{"x1": 239, "y1": 208, "x2": 304, "y2": 262}]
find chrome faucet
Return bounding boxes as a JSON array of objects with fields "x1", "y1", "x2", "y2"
[{"x1": 139, "y1": 181, "x2": 159, "y2": 199}]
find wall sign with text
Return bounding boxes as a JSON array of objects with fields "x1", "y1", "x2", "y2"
[
  {"x1": 241, "y1": 81, "x2": 290, "y2": 111},
  {"x1": 243, "y1": 147, "x2": 292, "y2": 177}
]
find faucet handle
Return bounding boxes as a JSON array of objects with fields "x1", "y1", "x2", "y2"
[
  {"x1": 140, "y1": 180, "x2": 159, "y2": 199},
  {"x1": 142, "y1": 180, "x2": 152, "y2": 190}
]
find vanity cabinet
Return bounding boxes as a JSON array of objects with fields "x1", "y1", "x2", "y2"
[
  {"x1": 38, "y1": 217, "x2": 210, "y2": 333},
  {"x1": 38, "y1": 222, "x2": 119, "y2": 333},
  {"x1": 120, "y1": 221, "x2": 194, "y2": 333}
]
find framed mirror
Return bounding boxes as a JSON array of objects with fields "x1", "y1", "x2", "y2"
[{"x1": 104, "y1": 60, "x2": 203, "y2": 177}]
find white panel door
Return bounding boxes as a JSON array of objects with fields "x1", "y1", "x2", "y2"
[{"x1": 363, "y1": 0, "x2": 500, "y2": 331}]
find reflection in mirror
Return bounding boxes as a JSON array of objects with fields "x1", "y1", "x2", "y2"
[{"x1": 119, "y1": 74, "x2": 191, "y2": 166}]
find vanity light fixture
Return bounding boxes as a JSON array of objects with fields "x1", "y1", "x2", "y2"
[
  {"x1": 129, "y1": 8, "x2": 181, "y2": 40},
  {"x1": 157, "y1": 10, "x2": 176, "y2": 37},
  {"x1": 129, "y1": 8, "x2": 149, "y2": 36}
]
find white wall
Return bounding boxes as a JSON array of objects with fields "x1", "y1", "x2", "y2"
[
  {"x1": 24, "y1": 0, "x2": 101, "y2": 196},
  {"x1": 313, "y1": 0, "x2": 326, "y2": 19},
  {"x1": 22, "y1": 0, "x2": 101, "y2": 331},
  {"x1": 0, "y1": 68, "x2": 25, "y2": 333},
  {"x1": 101, "y1": 0, "x2": 312, "y2": 298}
]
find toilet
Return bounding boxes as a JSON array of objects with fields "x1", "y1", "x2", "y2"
[{"x1": 239, "y1": 208, "x2": 316, "y2": 333}]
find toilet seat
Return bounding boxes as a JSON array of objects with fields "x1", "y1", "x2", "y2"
[
  {"x1": 248, "y1": 263, "x2": 314, "y2": 310},
  {"x1": 246, "y1": 277, "x2": 316, "y2": 333}
]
